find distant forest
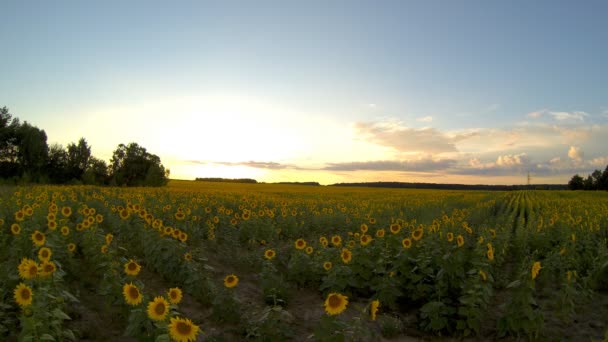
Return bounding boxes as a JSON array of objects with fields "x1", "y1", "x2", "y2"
[{"x1": 0, "y1": 106, "x2": 169, "y2": 186}]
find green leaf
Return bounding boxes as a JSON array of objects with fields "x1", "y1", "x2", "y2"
[
  {"x1": 52, "y1": 308, "x2": 71, "y2": 320},
  {"x1": 40, "y1": 334, "x2": 56, "y2": 341}
]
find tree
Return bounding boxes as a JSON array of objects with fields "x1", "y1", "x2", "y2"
[
  {"x1": 109, "y1": 142, "x2": 168, "y2": 186},
  {"x1": 16, "y1": 121, "x2": 48, "y2": 182},
  {"x1": 47, "y1": 143, "x2": 70, "y2": 183},
  {"x1": 0, "y1": 107, "x2": 20, "y2": 178},
  {"x1": 83, "y1": 157, "x2": 109, "y2": 185},
  {"x1": 66, "y1": 138, "x2": 91, "y2": 181},
  {"x1": 568, "y1": 174, "x2": 584, "y2": 190}
]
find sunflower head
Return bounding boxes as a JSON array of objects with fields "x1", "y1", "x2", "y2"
[
  {"x1": 531, "y1": 261, "x2": 542, "y2": 280},
  {"x1": 340, "y1": 249, "x2": 352, "y2": 264},
  {"x1": 402, "y1": 238, "x2": 412, "y2": 249},
  {"x1": 224, "y1": 274, "x2": 238, "y2": 288},
  {"x1": 324, "y1": 292, "x2": 348, "y2": 315},
  {"x1": 370, "y1": 300, "x2": 380, "y2": 321},
  {"x1": 38, "y1": 247, "x2": 52, "y2": 262},
  {"x1": 124, "y1": 259, "x2": 142, "y2": 276},
  {"x1": 264, "y1": 249, "x2": 276, "y2": 260},
  {"x1": 18, "y1": 258, "x2": 39, "y2": 280},
  {"x1": 14, "y1": 283, "x2": 33, "y2": 307},
  {"x1": 294, "y1": 238, "x2": 306, "y2": 250},
  {"x1": 389, "y1": 223, "x2": 401, "y2": 235},
  {"x1": 456, "y1": 235, "x2": 464, "y2": 247},
  {"x1": 123, "y1": 283, "x2": 143, "y2": 306},
  {"x1": 305, "y1": 246, "x2": 314, "y2": 255},
  {"x1": 447, "y1": 232, "x2": 454, "y2": 242},
  {"x1": 169, "y1": 316, "x2": 200, "y2": 342},
  {"x1": 323, "y1": 261, "x2": 332, "y2": 271},
  {"x1": 412, "y1": 228, "x2": 424, "y2": 241},
  {"x1": 11, "y1": 223, "x2": 21, "y2": 235},
  {"x1": 168, "y1": 287, "x2": 183, "y2": 304},
  {"x1": 39, "y1": 261, "x2": 57, "y2": 278},
  {"x1": 331, "y1": 235, "x2": 342, "y2": 247},
  {"x1": 31, "y1": 230, "x2": 46, "y2": 247},
  {"x1": 67, "y1": 243, "x2": 77, "y2": 253},
  {"x1": 147, "y1": 296, "x2": 170, "y2": 321}
]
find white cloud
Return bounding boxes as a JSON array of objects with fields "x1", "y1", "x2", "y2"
[
  {"x1": 568, "y1": 146, "x2": 584, "y2": 161},
  {"x1": 416, "y1": 116, "x2": 433, "y2": 123},
  {"x1": 551, "y1": 111, "x2": 588, "y2": 121},
  {"x1": 496, "y1": 153, "x2": 530, "y2": 167},
  {"x1": 527, "y1": 109, "x2": 546, "y2": 119}
]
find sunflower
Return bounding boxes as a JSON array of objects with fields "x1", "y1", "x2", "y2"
[
  {"x1": 360, "y1": 223, "x2": 368, "y2": 233},
  {"x1": 323, "y1": 261, "x2": 332, "y2": 271},
  {"x1": 230, "y1": 218, "x2": 238, "y2": 225},
  {"x1": 294, "y1": 238, "x2": 306, "y2": 250},
  {"x1": 224, "y1": 274, "x2": 238, "y2": 288},
  {"x1": 412, "y1": 228, "x2": 423, "y2": 241},
  {"x1": 489, "y1": 229, "x2": 496, "y2": 238},
  {"x1": 375, "y1": 229, "x2": 385, "y2": 238},
  {"x1": 39, "y1": 261, "x2": 57, "y2": 278},
  {"x1": 370, "y1": 300, "x2": 380, "y2": 321},
  {"x1": 119, "y1": 208, "x2": 130, "y2": 220},
  {"x1": 105, "y1": 233, "x2": 114, "y2": 245},
  {"x1": 147, "y1": 296, "x2": 170, "y2": 321},
  {"x1": 123, "y1": 283, "x2": 143, "y2": 306},
  {"x1": 340, "y1": 249, "x2": 352, "y2": 264},
  {"x1": 447, "y1": 232, "x2": 454, "y2": 242},
  {"x1": 168, "y1": 316, "x2": 200, "y2": 342},
  {"x1": 456, "y1": 235, "x2": 464, "y2": 247},
  {"x1": 402, "y1": 238, "x2": 412, "y2": 249},
  {"x1": 61, "y1": 206, "x2": 72, "y2": 217},
  {"x1": 124, "y1": 259, "x2": 142, "y2": 276},
  {"x1": 60, "y1": 226, "x2": 70, "y2": 236},
  {"x1": 531, "y1": 261, "x2": 542, "y2": 280},
  {"x1": 178, "y1": 232, "x2": 188, "y2": 242},
  {"x1": 101, "y1": 245, "x2": 109, "y2": 254},
  {"x1": 168, "y1": 287, "x2": 183, "y2": 304},
  {"x1": 31, "y1": 230, "x2": 46, "y2": 247},
  {"x1": 387, "y1": 223, "x2": 401, "y2": 235},
  {"x1": 360, "y1": 234, "x2": 372, "y2": 246},
  {"x1": 67, "y1": 243, "x2": 76, "y2": 253},
  {"x1": 11, "y1": 223, "x2": 21, "y2": 235},
  {"x1": 319, "y1": 236, "x2": 328, "y2": 247},
  {"x1": 95, "y1": 214, "x2": 103, "y2": 223},
  {"x1": 331, "y1": 235, "x2": 342, "y2": 247},
  {"x1": 305, "y1": 246, "x2": 314, "y2": 255},
  {"x1": 18, "y1": 258, "x2": 39, "y2": 279},
  {"x1": 347, "y1": 240, "x2": 356, "y2": 248},
  {"x1": 174, "y1": 212, "x2": 186, "y2": 221},
  {"x1": 264, "y1": 249, "x2": 276, "y2": 260},
  {"x1": 479, "y1": 270, "x2": 487, "y2": 281},
  {"x1": 15, "y1": 210, "x2": 25, "y2": 222},
  {"x1": 14, "y1": 283, "x2": 33, "y2": 307},
  {"x1": 486, "y1": 243, "x2": 494, "y2": 261},
  {"x1": 324, "y1": 293, "x2": 348, "y2": 316},
  {"x1": 184, "y1": 252, "x2": 193, "y2": 262},
  {"x1": 369, "y1": 218, "x2": 376, "y2": 225},
  {"x1": 38, "y1": 247, "x2": 52, "y2": 262}
]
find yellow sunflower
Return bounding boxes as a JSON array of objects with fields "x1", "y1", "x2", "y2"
[
  {"x1": 375, "y1": 229, "x2": 385, "y2": 238},
  {"x1": 123, "y1": 283, "x2": 143, "y2": 306},
  {"x1": 360, "y1": 223, "x2": 368, "y2": 233},
  {"x1": 294, "y1": 238, "x2": 306, "y2": 250},
  {"x1": 168, "y1": 316, "x2": 200, "y2": 342},
  {"x1": 370, "y1": 299, "x2": 380, "y2": 321},
  {"x1": 319, "y1": 236, "x2": 328, "y2": 247},
  {"x1": 412, "y1": 228, "x2": 424, "y2": 241},
  {"x1": 31, "y1": 230, "x2": 46, "y2": 247},
  {"x1": 18, "y1": 258, "x2": 39, "y2": 280},
  {"x1": 119, "y1": 208, "x2": 130, "y2": 220},
  {"x1": 323, "y1": 261, "x2": 332, "y2": 271},
  {"x1": 60, "y1": 226, "x2": 70, "y2": 236},
  {"x1": 39, "y1": 261, "x2": 57, "y2": 278},
  {"x1": 264, "y1": 249, "x2": 276, "y2": 260},
  {"x1": 479, "y1": 270, "x2": 487, "y2": 281},
  {"x1": 168, "y1": 287, "x2": 183, "y2": 304},
  {"x1": 447, "y1": 232, "x2": 454, "y2": 242},
  {"x1": 184, "y1": 252, "x2": 193, "y2": 262},
  {"x1": 305, "y1": 246, "x2": 314, "y2": 255},
  {"x1": 456, "y1": 235, "x2": 464, "y2": 247},
  {"x1": 67, "y1": 243, "x2": 76, "y2": 253},
  {"x1": 61, "y1": 206, "x2": 72, "y2": 217},
  {"x1": 324, "y1": 292, "x2": 348, "y2": 316},
  {"x1": 389, "y1": 223, "x2": 401, "y2": 235},
  {"x1": 147, "y1": 296, "x2": 170, "y2": 321},
  {"x1": 360, "y1": 234, "x2": 372, "y2": 246},
  {"x1": 14, "y1": 283, "x2": 33, "y2": 307},
  {"x1": 105, "y1": 233, "x2": 113, "y2": 245},
  {"x1": 340, "y1": 249, "x2": 352, "y2": 264},
  {"x1": 38, "y1": 247, "x2": 52, "y2": 262},
  {"x1": 331, "y1": 235, "x2": 342, "y2": 247},
  {"x1": 531, "y1": 261, "x2": 542, "y2": 280},
  {"x1": 402, "y1": 238, "x2": 412, "y2": 249},
  {"x1": 101, "y1": 245, "x2": 109, "y2": 254},
  {"x1": 124, "y1": 259, "x2": 142, "y2": 276},
  {"x1": 11, "y1": 223, "x2": 21, "y2": 235},
  {"x1": 224, "y1": 274, "x2": 238, "y2": 288}
]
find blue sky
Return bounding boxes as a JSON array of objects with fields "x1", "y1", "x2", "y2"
[{"x1": 1, "y1": 1, "x2": 607, "y2": 184}]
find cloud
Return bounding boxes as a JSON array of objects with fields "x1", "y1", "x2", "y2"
[
  {"x1": 323, "y1": 158, "x2": 456, "y2": 172},
  {"x1": 568, "y1": 146, "x2": 584, "y2": 161},
  {"x1": 527, "y1": 109, "x2": 546, "y2": 119},
  {"x1": 188, "y1": 160, "x2": 295, "y2": 170},
  {"x1": 416, "y1": 116, "x2": 433, "y2": 123},
  {"x1": 353, "y1": 121, "x2": 464, "y2": 154},
  {"x1": 496, "y1": 153, "x2": 530, "y2": 167},
  {"x1": 551, "y1": 111, "x2": 588, "y2": 121}
]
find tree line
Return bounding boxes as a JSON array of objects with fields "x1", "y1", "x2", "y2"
[
  {"x1": 568, "y1": 165, "x2": 608, "y2": 190},
  {"x1": 0, "y1": 106, "x2": 169, "y2": 186}
]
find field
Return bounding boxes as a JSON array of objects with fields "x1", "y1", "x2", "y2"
[{"x1": 1, "y1": 180, "x2": 607, "y2": 341}]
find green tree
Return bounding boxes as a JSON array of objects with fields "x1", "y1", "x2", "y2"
[
  {"x1": 47, "y1": 143, "x2": 70, "y2": 183},
  {"x1": 16, "y1": 121, "x2": 49, "y2": 182},
  {"x1": 0, "y1": 107, "x2": 20, "y2": 178},
  {"x1": 83, "y1": 156, "x2": 109, "y2": 185},
  {"x1": 567, "y1": 174, "x2": 584, "y2": 190},
  {"x1": 66, "y1": 138, "x2": 91, "y2": 181},
  {"x1": 109, "y1": 142, "x2": 168, "y2": 186}
]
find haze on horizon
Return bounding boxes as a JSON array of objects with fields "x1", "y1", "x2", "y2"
[{"x1": 1, "y1": 1, "x2": 607, "y2": 185}]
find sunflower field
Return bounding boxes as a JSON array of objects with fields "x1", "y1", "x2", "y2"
[{"x1": 1, "y1": 181, "x2": 607, "y2": 341}]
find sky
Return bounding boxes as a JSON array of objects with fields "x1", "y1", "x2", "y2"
[{"x1": 1, "y1": 0, "x2": 607, "y2": 185}]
